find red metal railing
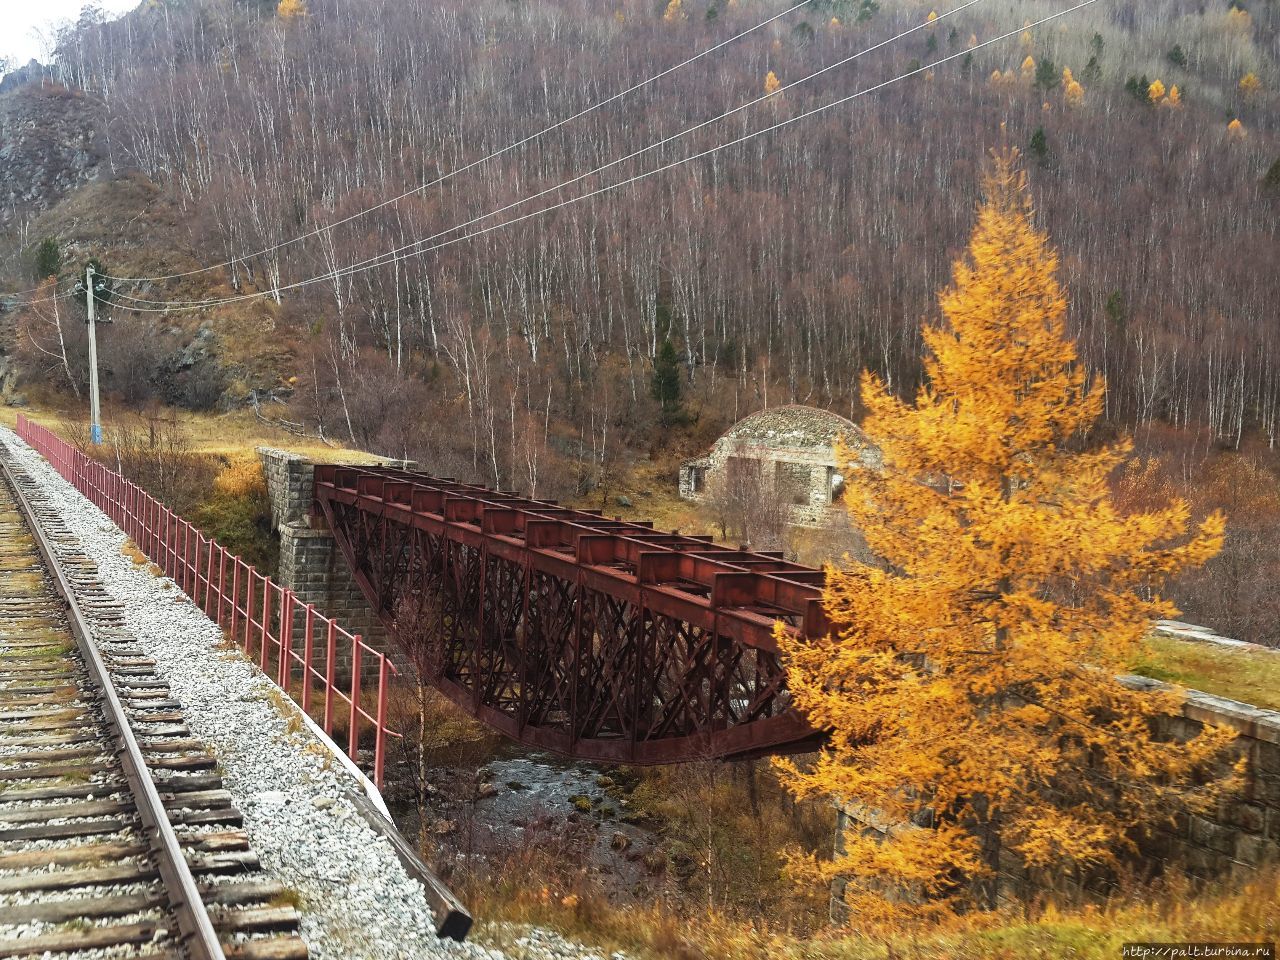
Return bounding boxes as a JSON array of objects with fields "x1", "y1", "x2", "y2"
[{"x1": 14, "y1": 414, "x2": 398, "y2": 788}]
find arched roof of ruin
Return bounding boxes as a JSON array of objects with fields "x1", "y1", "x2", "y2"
[{"x1": 719, "y1": 405, "x2": 870, "y2": 451}]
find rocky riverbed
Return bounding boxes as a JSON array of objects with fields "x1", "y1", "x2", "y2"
[{"x1": 390, "y1": 747, "x2": 675, "y2": 904}]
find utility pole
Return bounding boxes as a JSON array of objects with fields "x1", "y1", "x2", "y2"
[{"x1": 86, "y1": 265, "x2": 103, "y2": 445}]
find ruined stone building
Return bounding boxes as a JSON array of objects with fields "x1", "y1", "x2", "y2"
[{"x1": 678, "y1": 405, "x2": 881, "y2": 527}]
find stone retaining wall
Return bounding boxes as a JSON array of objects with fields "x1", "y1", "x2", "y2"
[
  {"x1": 1137, "y1": 681, "x2": 1280, "y2": 882},
  {"x1": 833, "y1": 680, "x2": 1280, "y2": 915}
]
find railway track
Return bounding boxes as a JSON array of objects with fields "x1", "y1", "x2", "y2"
[{"x1": 0, "y1": 444, "x2": 308, "y2": 960}]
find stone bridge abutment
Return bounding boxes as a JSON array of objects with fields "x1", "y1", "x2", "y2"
[{"x1": 257, "y1": 446, "x2": 412, "y2": 654}]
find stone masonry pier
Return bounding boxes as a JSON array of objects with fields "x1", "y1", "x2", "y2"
[{"x1": 258, "y1": 447, "x2": 414, "y2": 655}]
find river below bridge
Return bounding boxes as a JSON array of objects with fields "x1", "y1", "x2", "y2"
[{"x1": 389, "y1": 745, "x2": 677, "y2": 906}]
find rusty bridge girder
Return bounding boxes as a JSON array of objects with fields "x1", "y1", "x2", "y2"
[{"x1": 314, "y1": 465, "x2": 829, "y2": 763}]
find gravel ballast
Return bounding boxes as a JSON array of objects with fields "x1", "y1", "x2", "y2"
[{"x1": 0, "y1": 427, "x2": 626, "y2": 960}]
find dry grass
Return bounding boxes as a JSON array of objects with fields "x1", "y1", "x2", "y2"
[
  {"x1": 1133, "y1": 634, "x2": 1280, "y2": 710},
  {"x1": 565, "y1": 454, "x2": 712, "y2": 537},
  {"x1": 163, "y1": 407, "x2": 379, "y2": 462},
  {"x1": 469, "y1": 864, "x2": 1280, "y2": 960},
  {"x1": 0, "y1": 400, "x2": 382, "y2": 464},
  {"x1": 119, "y1": 539, "x2": 148, "y2": 565},
  {"x1": 268, "y1": 888, "x2": 305, "y2": 910}
]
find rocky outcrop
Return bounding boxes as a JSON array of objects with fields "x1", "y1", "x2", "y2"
[
  {"x1": 0, "y1": 80, "x2": 104, "y2": 223},
  {"x1": 0, "y1": 60, "x2": 49, "y2": 95}
]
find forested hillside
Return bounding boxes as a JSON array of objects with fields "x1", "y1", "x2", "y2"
[{"x1": 2, "y1": 0, "x2": 1278, "y2": 533}]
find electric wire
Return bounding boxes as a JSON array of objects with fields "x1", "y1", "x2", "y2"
[
  {"x1": 2, "y1": 277, "x2": 77, "y2": 300},
  {"x1": 289, "y1": 0, "x2": 1104, "y2": 285},
  {"x1": 113, "y1": 1, "x2": 1095, "y2": 313},
  {"x1": 5, "y1": 288, "x2": 77, "y2": 308},
  {"x1": 98, "y1": 0, "x2": 817, "y2": 284},
  {"x1": 110, "y1": 0, "x2": 984, "y2": 310},
  {"x1": 106, "y1": 0, "x2": 1095, "y2": 316}
]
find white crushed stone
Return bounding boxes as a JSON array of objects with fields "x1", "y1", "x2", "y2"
[{"x1": 0, "y1": 428, "x2": 629, "y2": 960}]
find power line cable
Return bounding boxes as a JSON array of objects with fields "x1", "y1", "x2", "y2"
[
  {"x1": 111, "y1": 0, "x2": 983, "y2": 309},
  {"x1": 5, "y1": 289, "x2": 77, "y2": 308},
  {"x1": 100, "y1": 0, "x2": 817, "y2": 285},
  {"x1": 3, "y1": 292, "x2": 69, "y2": 306},
  {"x1": 108, "y1": 0, "x2": 1097, "y2": 315},
  {"x1": 3, "y1": 277, "x2": 77, "y2": 300},
  {"x1": 7, "y1": 275, "x2": 114, "y2": 309}
]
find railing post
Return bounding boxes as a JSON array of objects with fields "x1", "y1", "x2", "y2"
[
  {"x1": 302, "y1": 606, "x2": 316, "y2": 714},
  {"x1": 230, "y1": 557, "x2": 242, "y2": 642},
  {"x1": 217, "y1": 547, "x2": 227, "y2": 627},
  {"x1": 205, "y1": 536, "x2": 216, "y2": 614},
  {"x1": 163, "y1": 510, "x2": 172, "y2": 579},
  {"x1": 260, "y1": 580, "x2": 271, "y2": 673},
  {"x1": 324, "y1": 621, "x2": 337, "y2": 735},
  {"x1": 374, "y1": 656, "x2": 389, "y2": 789},
  {"x1": 243, "y1": 571, "x2": 255, "y2": 653},
  {"x1": 279, "y1": 590, "x2": 294, "y2": 689},
  {"x1": 192, "y1": 533, "x2": 201, "y2": 607},
  {"x1": 349, "y1": 638, "x2": 363, "y2": 764}
]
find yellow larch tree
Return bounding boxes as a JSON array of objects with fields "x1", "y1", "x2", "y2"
[
  {"x1": 663, "y1": 0, "x2": 684, "y2": 23},
  {"x1": 277, "y1": 0, "x2": 306, "y2": 19},
  {"x1": 1165, "y1": 84, "x2": 1182, "y2": 107},
  {"x1": 1062, "y1": 66, "x2": 1083, "y2": 108},
  {"x1": 1020, "y1": 55, "x2": 1036, "y2": 83},
  {"x1": 764, "y1": 70, "x2": 782, "y2": 96},
  {"x1": 1239, "y1": 71, "x2": 1262, "y2": 100},
  {"x1": 777, "y1": 151, "x2": 1232, "y2": 926},
  {"x1": 1227, "y1": 117, "x2": 1247, "y2": 138},
  {"x1": 1227, "y1": 6, "x2": 1252, "y2": 31},
  {"x1": 1064, "y1": 77, "x2": 1084, "y2": 107},
  {"x1": 1148, "y1": 78, "x2": 1166, "y2": 102}
]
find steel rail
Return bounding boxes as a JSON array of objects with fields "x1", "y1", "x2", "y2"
[{"x1": 0, "y1": 446, "x2": 228, "y2": 960}]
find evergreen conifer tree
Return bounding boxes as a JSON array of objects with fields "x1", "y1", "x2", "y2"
[
  {"x1": 33, "y1": 238, "x2": 61, "y2": 282},
  {"x1": 652, "y1": 339, "x2": 683, "y2": 427}
]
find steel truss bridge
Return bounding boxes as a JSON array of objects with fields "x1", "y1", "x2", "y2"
[{"x1": 314, "y1": 466, "x2": 829, "y2": 763}]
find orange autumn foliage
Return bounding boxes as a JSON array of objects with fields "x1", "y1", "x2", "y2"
[
  {"x1": 777, "y1": 151, "x2": 1232, "y2": 927},
  {"x1": 212, "y1": 455, "x2": 268, "y2": 499}
]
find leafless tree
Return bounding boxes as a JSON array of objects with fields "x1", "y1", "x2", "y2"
[{"x1": 705, "y1": 448, "x2": 790, "y2": 553}]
